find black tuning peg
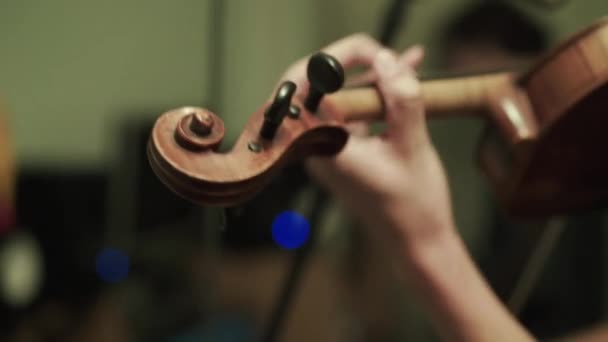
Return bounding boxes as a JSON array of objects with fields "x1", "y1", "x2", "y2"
[
  {"x1": 260, "y1": 81, "x2": 297, "y2": 140},
  {"x1": 304, "y1": 52, "x2": 345, "y2": 112}
]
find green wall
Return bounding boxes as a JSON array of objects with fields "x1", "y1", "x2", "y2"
[
  {"x1": 2, "y1": 0, "x2": 607, "y2": 255},
  {"x1": 0, "y1": 0, "x2": 212, "y2": 168},
  {"x1": 1, "y1": 0, "x2": 606, "y2": 168}
]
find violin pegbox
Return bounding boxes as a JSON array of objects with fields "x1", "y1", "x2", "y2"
[
  {"x1": 260, "y1": 51, "x2": 346, "y2": 141},
  {"x1": 147, "y1": 52, "x2": 350, "y2": 206}
]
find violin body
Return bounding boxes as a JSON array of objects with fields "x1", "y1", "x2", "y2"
[
  {"x1": 479, "y1": 18, "x2": 608, "y2": 216},
  {"x1": 148, "y1": 18, "x2": 608, "y2": 218}
]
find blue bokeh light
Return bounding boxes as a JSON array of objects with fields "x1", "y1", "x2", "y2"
[
  {"x1": 271, "y1": 211, "x2": 310, "y2": 250},
  {"x1": 95, "y1": 248, "x2": 130, "y2": 283}
]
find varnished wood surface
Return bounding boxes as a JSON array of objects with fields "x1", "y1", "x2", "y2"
[
  {"x1": 492, "y1": 17, "x2": 608, "y2": 216},
  {"x1": 330, "y1": 72, "x2": 513, "y2": 121},
  {"x1": 148, "y1": 103, "x2": 347, "y2": 206},
  {"x1": 148, "y1": 17, "x2": 608, "y2": 217}
]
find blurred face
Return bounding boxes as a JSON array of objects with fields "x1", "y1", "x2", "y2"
[{"x1": 445, "y1": 40, "x2": 540, "y2": 72}]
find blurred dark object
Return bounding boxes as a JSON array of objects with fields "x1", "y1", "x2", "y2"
[
  {"x1": 222, "y1": 163, "x2": 309, "y2": 250},
  {"x1": 106, "y1": 117, "x2": 202, "y2": 236},
  {"x1": 377, "y1": 0, "x2": 411, "y2": 45},
  {"x1": 440, "y1": 1, "x2": 548, "y2": 61},
  {"x1": 262, "y1": 1, "x2": 419, "y2": 340},
  {"x1": 17, "y1": 170, "x2": 106, "y2": 299},
  {"x1": 261, "y1": 188, "x2": 327, "y2": 342},
  {"x1": 377, "y1": 0, "x2": 567, "y2": 52},
  {"x1": 0, "y1": 169, "x2": 108, "y2": 340},
  {"x1": 523, "y1": 0, "x2": 571, "y2": 9},
  {"x1": 486, "y1": 0, "x2": 570, "y2": 10}
]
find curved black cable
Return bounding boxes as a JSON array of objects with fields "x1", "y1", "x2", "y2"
[
  {"x1": 260, "y1": 187, "x2": 327, "y2": 342},
  {"x1": 260, "y1": 1, "x2": 412, "y2": 341},
  {"x1": 378, "y1": 0, "x2": 410, "y2": 46}
]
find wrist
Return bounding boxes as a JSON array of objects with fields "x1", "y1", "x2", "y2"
[
  {"x1": 384, "y1": 197, "x2": 456, "y2": 250},
  {"x1": 398, "y1": 225, "x2": 464, "y2": 277}
]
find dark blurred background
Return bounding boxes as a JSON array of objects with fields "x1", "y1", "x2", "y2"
[{"x1": 1, "y1": 0, "x2": 608, "y2": 341}]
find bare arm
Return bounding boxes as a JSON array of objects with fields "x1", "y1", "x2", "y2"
[
  {"x1": 281, "y1": 34, "x2": 534, "y2": 341},
  {"x1": 402, "y1": 224, "x2": 533, "y2": 341}
]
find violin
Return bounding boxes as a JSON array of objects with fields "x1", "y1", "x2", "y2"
[{"x1": 148, "y1": 18, "x2": 608, "y2": 218}]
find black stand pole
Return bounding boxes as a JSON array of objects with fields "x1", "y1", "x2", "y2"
[
  {"x1": 260, "y1": 189, "x2": 327, "y2": 342},
  {"x1": 260, "y1": 2, "x2": 410, "y2": 340}
]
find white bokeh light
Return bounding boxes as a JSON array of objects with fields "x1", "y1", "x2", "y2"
[{"x1": 0, "y1": 231, "x2": 44, "y2": 307}]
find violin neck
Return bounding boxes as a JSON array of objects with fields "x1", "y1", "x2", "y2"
[
  {"x1": 331, "y1": 72, "x2": 515, "y2": 122},
  {"x1": 422, "y1": 72, "x2": 514, "y2": 117}
]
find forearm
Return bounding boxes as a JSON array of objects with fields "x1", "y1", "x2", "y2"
[{"x1": 398, "y1": 225, "x2": 534, "y2": 342}]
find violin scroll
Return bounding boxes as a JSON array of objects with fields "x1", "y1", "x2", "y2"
[{"x1": 147, "y1": 52, "x2": 350, "y2": 207}]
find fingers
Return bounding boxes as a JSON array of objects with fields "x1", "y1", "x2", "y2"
[
  {"x1": 305, "y1": 134, "x2": 380, "y2": 193},
  {"x1": 278, "y1": 35, "x2": 429, "y2": 155},
  {"x1": 399, "y1": 44, "x2": 425, "y2": 70},
  {"x1": 344, "y1": 121, "x2": 370, "y2": 137},
  {"x1": 373, "y1": 46, "x2": 429, "y2": 153},
  {"x1": 345, "y1": 69, "x2": 377, "y2": 87},
  {"x1": 321, "y1": 33, "x2": 385, "y2": 70},
  {"x1": 345, "y1": 44, "x2": 423, "y2": 87},
  {"x1": 275, "y1": 58, "x2": 309, "y2": 98},
  {"x1": 280, "y1": 33, "x2": 385, "y2": 97}
]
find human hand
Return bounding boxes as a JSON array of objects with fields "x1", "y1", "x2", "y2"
[
  {"x1": 279, "y1": 34, "x2": 455, "y2": 247},
  {"x1": 279, "y1": 36, "x2": 535, "y2": 342}
]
